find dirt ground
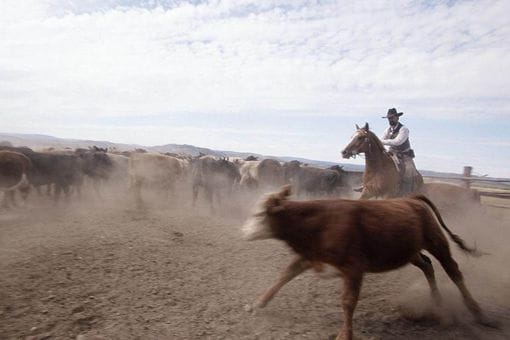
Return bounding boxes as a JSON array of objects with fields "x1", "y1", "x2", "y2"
[{"x1": 1, "y1": 183, "x2": 509, "y2": 340}]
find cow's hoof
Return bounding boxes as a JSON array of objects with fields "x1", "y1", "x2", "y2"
[{"x1": 478, "y1": 316, "x2": 500, "y2": 329}]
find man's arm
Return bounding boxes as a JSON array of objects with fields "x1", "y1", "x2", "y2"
[
  {"x1": 381, "y1": 126, "x2": 409, "y2": 146},
  {"x1": 381, "y1": 127, "x2": 391, "y2": 140}
]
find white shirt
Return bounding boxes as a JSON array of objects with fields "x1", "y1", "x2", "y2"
[{"x1": 381, "y1": 125, "x2": 410, "y2": 147}]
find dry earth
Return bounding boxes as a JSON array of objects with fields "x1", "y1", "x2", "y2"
[{"x1": 1, "y1": 183, "x2": 509, "y2": 340}]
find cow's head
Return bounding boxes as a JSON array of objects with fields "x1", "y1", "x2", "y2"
[
  {"x1": 282, "y1": 160, "x2": 301, "y2": 182},
  {"x1": 241, "y1": 185, "x2": 291, "y2": 241}
]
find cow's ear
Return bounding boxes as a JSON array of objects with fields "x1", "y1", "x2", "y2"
[
  {"x1": 278, "y1": 184, "x2": 291, "y2": 199},
  {"x1": 265, "y1": 196, "x2": 284, "y2": 214}
]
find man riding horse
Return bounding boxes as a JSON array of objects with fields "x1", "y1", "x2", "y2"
[{"x1": 381, "y1": 108, "x2": 421, "y2": 195}]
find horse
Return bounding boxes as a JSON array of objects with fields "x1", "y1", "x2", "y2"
[{"x1": 341, "y1": 123, "x2": 423, "y2": 199}]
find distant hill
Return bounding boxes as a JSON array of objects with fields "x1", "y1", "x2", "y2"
[
  {"x1": 1, "y1": 131, "x2": 504, "y2": 181},
  {"x1": 0, "y1": 132, "x2": 139, "y2": 151}
]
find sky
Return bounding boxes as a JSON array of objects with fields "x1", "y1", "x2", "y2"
[{"x1": 0, "y1": 0, "x2": 509, "y2": 178}]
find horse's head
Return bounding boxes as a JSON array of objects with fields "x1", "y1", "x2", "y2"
[{"x1": 341, "y1": 123, "x2": 371, "y2": 159}]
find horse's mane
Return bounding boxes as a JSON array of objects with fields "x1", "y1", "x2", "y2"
[{"x1": 364, "y1": 128, "x2": 386, "y2": 155}]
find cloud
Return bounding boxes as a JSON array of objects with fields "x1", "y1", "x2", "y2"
[
  {"x1": 0, "y1": 1, "x2": 509, "y2": 177},
  {"x1": 0, "y1": 0, "x2": 508, "y2": 121}
]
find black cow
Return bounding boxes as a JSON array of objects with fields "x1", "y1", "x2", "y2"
[
  {"x1": 283, "y1": 160, "x2": 344, "y2": 197},
  {"x1": 0, "y1": 146, "x2": 83, "y2": 201},
  {"x1": 75, "y1": 146, "x2": 113, "y2": 179},
  {"x1": 191, "y1": 156, "x2": 241, "y2": 211},
  {"x1": 75, "y1": 147, "x2": 114, "y2": 196}
]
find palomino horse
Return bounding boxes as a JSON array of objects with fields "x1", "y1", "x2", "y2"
[{"x1": 341, "y1": 123, "x2": 423, "y2": 199}]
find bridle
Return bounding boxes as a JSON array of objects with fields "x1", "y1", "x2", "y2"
[{"x1": 347, "y1": 130, "x2": 372, "y2": 159}]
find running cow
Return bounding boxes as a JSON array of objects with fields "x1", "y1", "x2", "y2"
[{"x1": 242, "y1": 185, "x2": 494, "y2": 340}]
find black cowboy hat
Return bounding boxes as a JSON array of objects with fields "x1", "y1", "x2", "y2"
[{"x1": 382, "y1": 108, "x2": 403, "y2": 118}]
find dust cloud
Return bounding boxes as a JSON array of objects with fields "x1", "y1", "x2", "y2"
[
  {"x1": 396, "y1": 196, "x2": 510, "y2": 337},
  {"x1": 1, "y1": 158, "x2": 509, "y2": 340}
]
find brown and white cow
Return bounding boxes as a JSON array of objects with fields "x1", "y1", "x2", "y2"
[
  {"x1": 242, "y1": 185, "x2": 494, "y2": 340},
  {"x1": 0, "y1": 150, "x2": 32, "y2": 208},
  {"x1": 239, "y1": 159, "x2": 284, "y2": 190},
  {"x1": 128, "y1": 152, "x2": 185, "y2": 206}
]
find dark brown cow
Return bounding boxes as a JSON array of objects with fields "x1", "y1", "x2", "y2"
[
  {"x1": 242, "y1": 186, "x2": 494, "y2": 340},
  {"x1": 0, "y1": 146, "x2": 84, "y2": 201},
  {"x1": 283, "y1": 160, "x2": 344, "y2": 196},
  {"x1": 0, "y1": 150, "x2": 32, "y2": 207},
  {"x1": 191, "y1": 156, "x2": 241, "y2": 210}
]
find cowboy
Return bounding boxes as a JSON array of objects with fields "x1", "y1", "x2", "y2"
[{"x1": 381, "y1": 108, "x2": 420, "y2": 195}]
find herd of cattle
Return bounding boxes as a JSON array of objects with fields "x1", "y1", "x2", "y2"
[{"x1": 0, "y1": 145, "x2": 362, "y2": 209}]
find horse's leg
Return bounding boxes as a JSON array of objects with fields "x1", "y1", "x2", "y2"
[
  {"x1": 428, "y1": 246, "x2": 493, "y2": 326},
  {"x1": 337, "y1": 269, "x2": 363, "y2": 340},
  {"x1": 253, "y1": 256, "x2": 312, "y2": 308}
]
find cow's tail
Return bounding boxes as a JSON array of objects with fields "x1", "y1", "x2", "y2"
[{"x1": 414, "y1": 194, "x2": 483, "y2": 257}]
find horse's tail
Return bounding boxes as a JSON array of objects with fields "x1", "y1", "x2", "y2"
[{"x1": 413, "y1": 194, "x2": 483, "y2": 257}]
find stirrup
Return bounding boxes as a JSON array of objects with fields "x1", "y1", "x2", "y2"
[{"x1": 353, "y1": 186, "x2": 363, "y2": 192}]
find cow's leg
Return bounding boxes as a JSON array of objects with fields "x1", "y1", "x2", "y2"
[
  {"x1": 54, "y1": 184, "x2": 62, "y2": 202},
  {"x1": 63, "y1": 184, "x2": 70, "y2": 198},
  {"x1": 131, "y1": 177, "x2": 144, "y2": 207},
  {"x1": 254, "y1": 256, "x2": 312, "y2": 308},
  {"x1": 19, "y1": 184, "x2": 31, "y2": 203},
  {"x1": 76, "y1": 182, "x2": 83, "y2": 200},
  {"x1": 92, "y1": 179, "x2": 101, "y2": 198},
  {"x1": 411, "y1": 253, "x2": 442, "y2": 305},
  {"x1": 215, "y1": 189, "x2": 222, "y2": 210},
  {"x1": 6, "y1": 190, "x2": 17, "y2": 207},
  {"x1": 430, "y1": 246, "x2": 494, "y2": 327},
  {"x1": 166, "y1": 180, "x2": 175, "y2": 200},
  {"x1": 192, "y1": 184, "x2": 199, "y2": 206},
  {"x1": 1, "y1": 192, "x2": 10, "y2": 209},
  {"x1": 337, "y1": 270, "x2": 363, "y2": 340},
  {"x1": 205, "y1": 187, "x2": 214, "y2": 212}
]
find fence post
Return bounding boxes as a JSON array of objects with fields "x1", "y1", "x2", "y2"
[{"x1": 462, "y1": 166, "x2": 472, "y2": 188}]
